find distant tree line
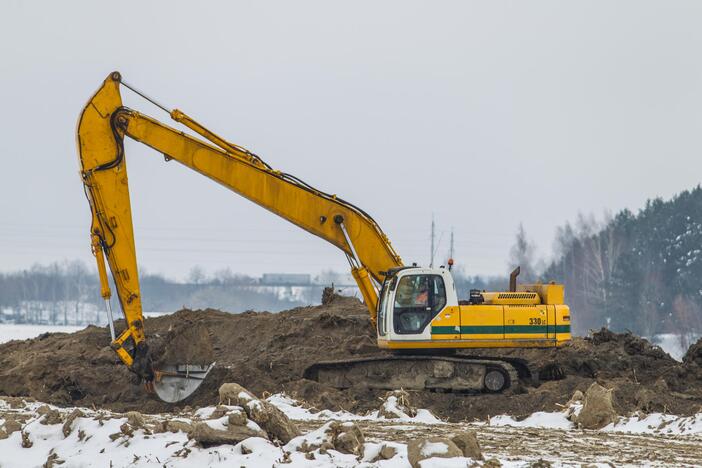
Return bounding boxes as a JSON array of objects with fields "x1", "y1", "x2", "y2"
[
  {"x1": 0, "y1": 263, "x2": 320, "y2": 325},
  {"x1": 0, "y1": 260, "x2": 95, "y2": 325},
  {"x1": 512, "y1": 186, "x2": 702, "y2": 346}
]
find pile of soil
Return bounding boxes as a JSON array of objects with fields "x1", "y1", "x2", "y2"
[{"x1": 1, "y1": 296, "x2": 701, "y2": 421}]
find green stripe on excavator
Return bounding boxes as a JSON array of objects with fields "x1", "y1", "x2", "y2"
[
  {"x1": 430, "y1": 326, "x2": 460, "y2": 334},
  {"x1": 431, "y1": 325, "x2": 571, "y2": 335}
]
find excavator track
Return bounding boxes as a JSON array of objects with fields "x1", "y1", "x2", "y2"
[
  {"x1": 454, "y1": 353, "x2": 542, "y2": 387},
  {"x1": 303, "y1": 355, "x2": 520, "y2": 393}
]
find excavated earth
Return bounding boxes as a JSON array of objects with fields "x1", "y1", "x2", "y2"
[{"x1": 1, "y1": 295, "x2": 702, "y2": 422}]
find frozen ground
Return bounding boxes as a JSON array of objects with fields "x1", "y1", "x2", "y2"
[
  {"x1": 0, "y1": 324, "x2": 83, "y2": 344},
  {"x1": 1, "y1": 394, "x2": 701, "y2": 468}
]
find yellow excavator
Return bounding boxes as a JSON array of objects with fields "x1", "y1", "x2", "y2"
[{"x1": 77, "y1": 72, "x2": 572, "y2": 403}]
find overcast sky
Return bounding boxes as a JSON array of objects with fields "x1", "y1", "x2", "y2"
[{"x1": 1, "y1": 1, "x2": 701, "y2": 280}]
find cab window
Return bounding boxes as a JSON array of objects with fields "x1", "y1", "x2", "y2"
[{"x1": 393, "y1": 274, "x2": 446, "y2": 334}]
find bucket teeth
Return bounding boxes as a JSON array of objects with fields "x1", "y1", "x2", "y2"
[{"x1": 152, "y1": 362, "x2": 215, "y2": 403}]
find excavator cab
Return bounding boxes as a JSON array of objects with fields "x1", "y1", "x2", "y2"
[
  {"x1": 376, "y1": 267, "x2": 458, "y2": 344},
  {"x1": 376, "y1": 266, "x2": 571, "y2": 352}
]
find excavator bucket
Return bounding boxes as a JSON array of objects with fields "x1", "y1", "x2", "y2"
[{"x1": 152, "y1": 363, "x2": 216, "y2": 403}]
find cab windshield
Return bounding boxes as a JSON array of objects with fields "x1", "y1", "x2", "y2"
[{"x1": 393, "y1": 274, "x2": 446, "y2": 334}]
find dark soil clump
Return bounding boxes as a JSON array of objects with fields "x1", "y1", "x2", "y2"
[{"x1": 1, "y1": 299, "x2": 701, "y2": 421}]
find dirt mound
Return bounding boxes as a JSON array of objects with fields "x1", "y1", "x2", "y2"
[
  {"x1": 0, "y1": 296, "x2": 377, "y2": 414},
  {"x1": 1, "y1": 299, "x2": 701, "y2": 421}
]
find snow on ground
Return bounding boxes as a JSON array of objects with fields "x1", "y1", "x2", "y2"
[
  {"x1": 490, "y1": 409, "x2": 575, "y2": 430},
  {"x1": 0, "y1": 324, "x2": 83, "y2": 344},
  {"x1": 266, "y1": 393, "x2": 443, "y2": 424},
  {"x1": 0, "y1": 398, "x2": 437, "y2": 468},
  {"x1": 2, "y1": 394, "x2": 701, "y2": 467},
  {"x1": 489, "y1": 403, "x2": 702, "y2": 436},
  {"x1": 604, "y1": 412, "x2": 702, "y2": 435}
]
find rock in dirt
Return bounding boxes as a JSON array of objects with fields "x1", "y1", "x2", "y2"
[
  {"x1": 62, "y1": 409, "x2": 85, "y2": 437},
  {"x1": 41, "y1": 409, "x2": 63, "y2": 426},
  {"x1": 369, "y1": 444, "x2": 398, "y2": 462},
  {"x1": 567, "y1": 390, "x2": 584, "y2": 406},
  {"x1": 0, "y1": 416, "x2": 23, "y2": 439},
  {"x1": 44, "y1": 452, "x2": 65, "y2": 468},
  {"x1": 219, "y1": 383, "x2": 256, "y2": 406},
  {"x1": 328, "y1": 421, "x2": 364, "y2": 455},
  {"x1": 21, "y1": 430, "x2": 32, "y2": 448},
  {"x1": 296, "y1": 421, "x2": 364, "y2": 455},
  {"x1": 209, "y1": 405, "x2": 234, "y2": 420},
  {"x1": 227, "y1": 408, "x2": 248, "y2": 426},
  {"x1": 378, "y1": 389, "x2": 417, "y2": 419},
  {"x1": 451, "y1": 430, "x2": 483, "y2": 460},
  {"x1": 407, "y1": 437, "x2": 463, "y2": 468},
  {"x1": 164, "y1": 419, "x2": 193, "y2": 434},
  {"x1": 575, "y1": 382, "x2": 619, "y2": 429},
  {"x1": 126, "y1": 411, "x2": 146, "y2": 429},
  {"x1": 219, "y1": 382, "x2": 300, "y2": 443},
  {"x1": 191, "y1": 420, "x2": 264, "y2": 447}
]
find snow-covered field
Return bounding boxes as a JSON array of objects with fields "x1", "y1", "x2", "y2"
[
  {"x1": 0, "y1": 324, "x2": 84, "y2": 344},
  {"x1": 1, "y1": 394, "x2": 701, "y2": 468}
]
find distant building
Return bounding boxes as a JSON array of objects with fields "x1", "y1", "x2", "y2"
[
  {"x1": 314, "y1": 272, "x2": 356, "y2": 286},
  {"x1": 261, "y1": 273, "x2": 311, "y2": 285}
]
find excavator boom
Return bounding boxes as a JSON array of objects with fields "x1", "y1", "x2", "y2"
[{"x1": 77, "y1": 72, "x2": 402, "y2": 401}]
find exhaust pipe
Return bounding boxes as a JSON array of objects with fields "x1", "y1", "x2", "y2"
[{"x1": 509, "y1": 266, "x2": 520, "y2": 292}]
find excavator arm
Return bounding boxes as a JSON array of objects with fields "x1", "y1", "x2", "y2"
[{"x1": 77, "y1": 72, "x2": 403, "y2": 398}]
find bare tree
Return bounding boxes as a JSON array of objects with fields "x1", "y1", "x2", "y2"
[
  {"x1": 639, "y1": 265, "x2": 664, "y2": 338},
  {"x1": 188, "y1": 266, "x2": 207, "y2": 285},
  {"x1": 509, "y1": 223, "x2": 537, "y2": 282},
  {"x1": 672, "y1": 295, "x2": 702, "y2": 352}
]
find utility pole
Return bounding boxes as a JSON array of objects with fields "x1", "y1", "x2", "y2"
[{"x1": 430, "y1": 214, "x2": 435, "y2": 268}]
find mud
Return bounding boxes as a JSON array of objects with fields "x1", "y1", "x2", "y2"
[{"x1": 1, "y1": 296, "x2": 701, "y2": 422}]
